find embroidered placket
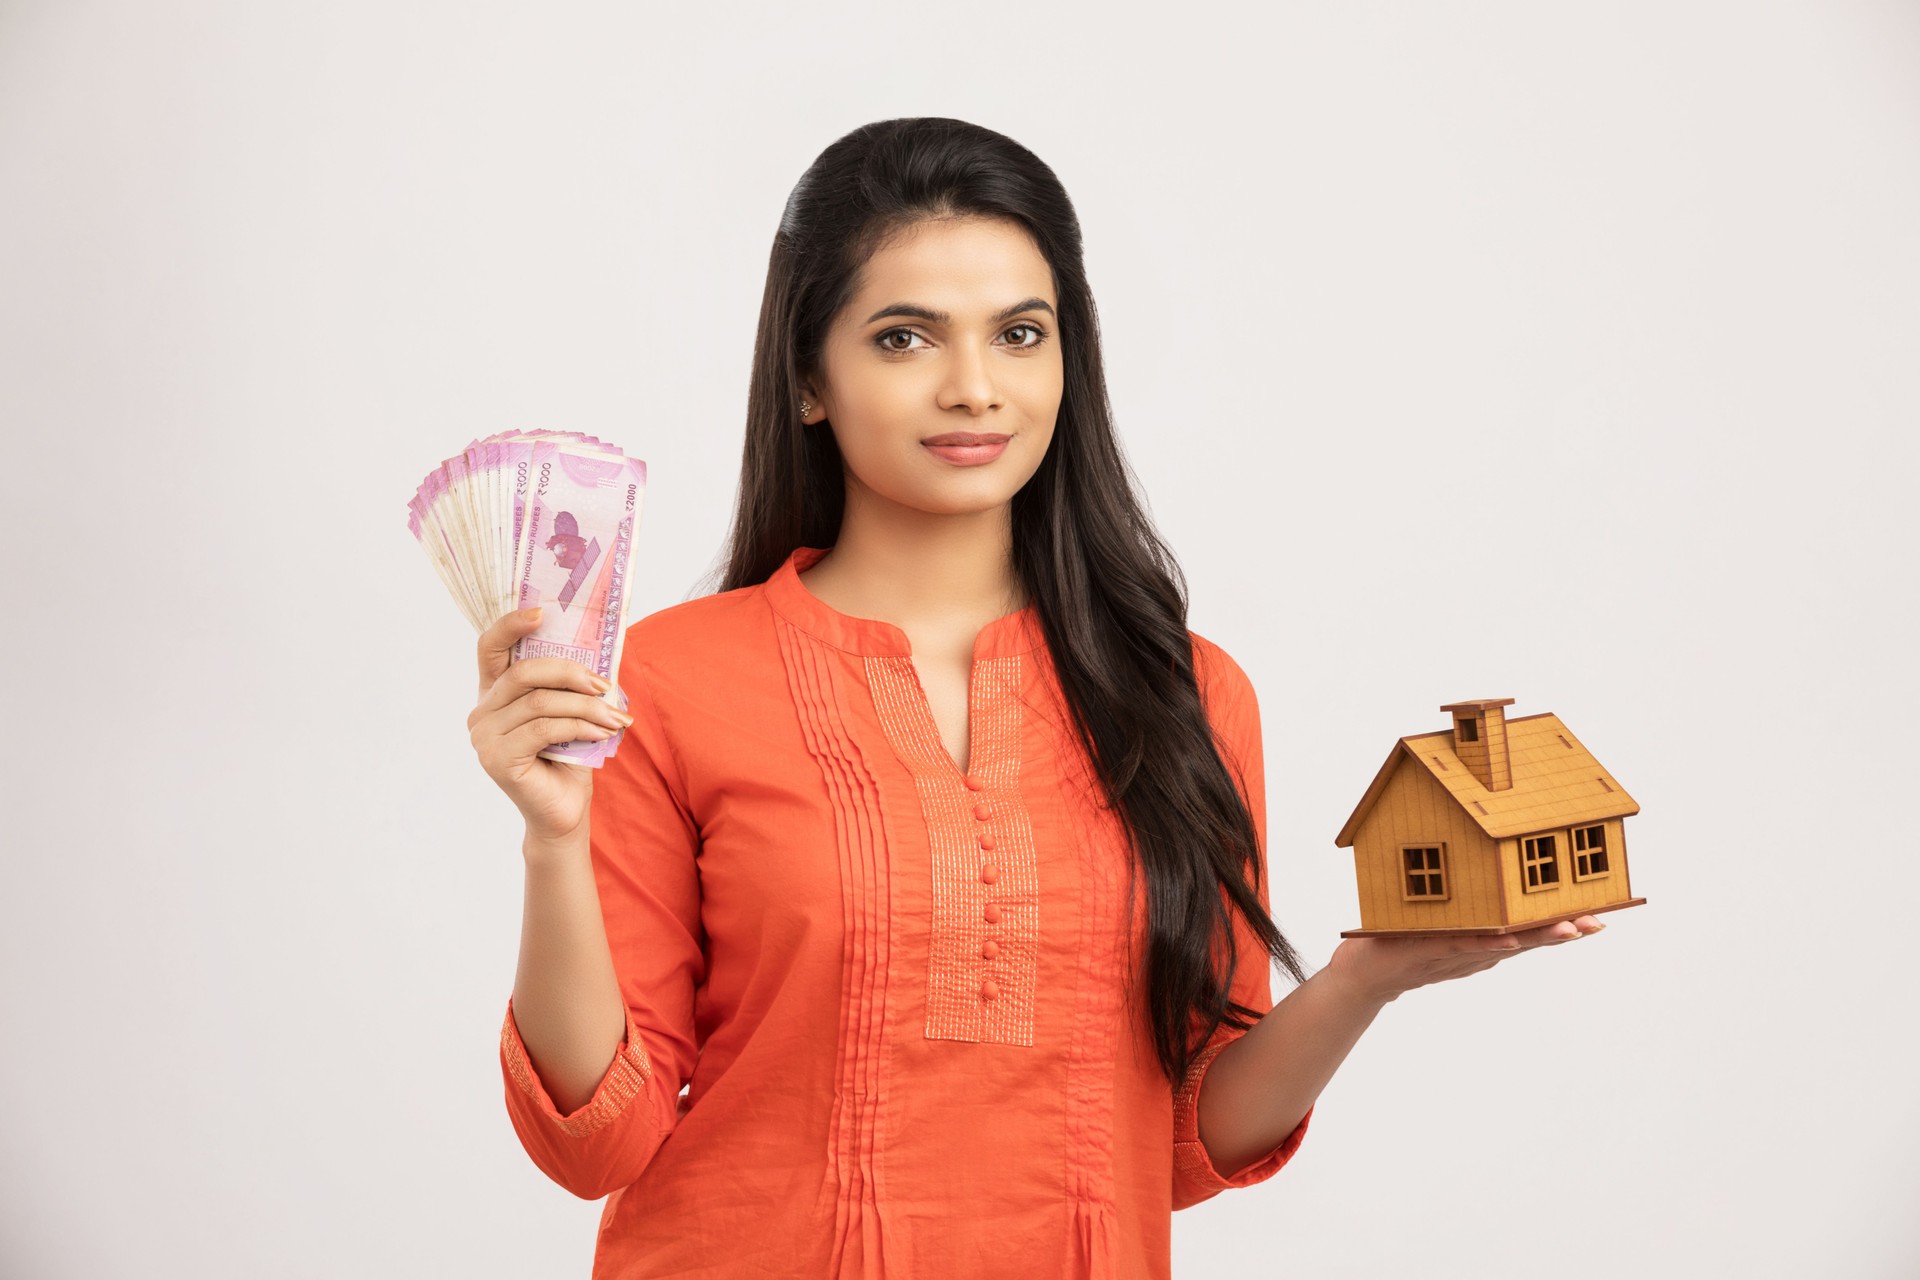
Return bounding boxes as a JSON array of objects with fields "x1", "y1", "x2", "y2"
[{"x1": 867, "y1": 651, "x2": 1040, "y2": 1046}]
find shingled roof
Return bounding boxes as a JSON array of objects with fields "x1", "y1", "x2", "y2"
[{"x1": 1334, "y1": 712, "x2": 1640, "y2": 847}]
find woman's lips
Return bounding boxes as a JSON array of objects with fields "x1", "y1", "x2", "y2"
[{"x1": 922, "y1": 439, "x2": 1010, "y2": 466}]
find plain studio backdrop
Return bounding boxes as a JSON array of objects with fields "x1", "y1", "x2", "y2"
[{"x1": 2, "y1": 2, "x2": 1915, "y2": 1276}]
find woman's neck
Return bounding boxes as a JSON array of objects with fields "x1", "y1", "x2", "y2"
[{"x1": 799, "y1": 506, "x2": 1026, "y2": 629}]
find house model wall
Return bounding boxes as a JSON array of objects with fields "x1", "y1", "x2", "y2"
[{"x1": 1333, "y1": 698, "x2": 1646, "y2": 938}]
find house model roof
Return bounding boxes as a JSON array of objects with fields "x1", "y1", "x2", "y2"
[{"x1": 1334, "y1": 712, "x2": 1640, "y2": 847}]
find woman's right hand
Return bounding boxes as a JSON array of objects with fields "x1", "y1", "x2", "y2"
[{"x1": 468, "y1": 606, "x2": 635, "y2": 843}]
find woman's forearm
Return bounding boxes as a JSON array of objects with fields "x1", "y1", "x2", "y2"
[
  {"x1": 1196, "y1": 961, "x2": 1390, "y2": 1176},
  {"x1": 510, "y1": 829, "x2": 628, "y2": 1116},
  {"x1": 1197, "y1": 913, "x2": 1609, "y2": 1172}
]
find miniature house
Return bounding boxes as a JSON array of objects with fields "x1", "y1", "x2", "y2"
[{"x1": 1333, "y1": 699, "x2": 1646, "y2": 938}]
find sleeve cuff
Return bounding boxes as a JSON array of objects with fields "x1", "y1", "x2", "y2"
[
  {"x1": 1172, "y1": 1037, "x2": 1314, "y2": 1194},
  {"x1": 500, "y1": 996, "x2": 655, "y2": 1139}
]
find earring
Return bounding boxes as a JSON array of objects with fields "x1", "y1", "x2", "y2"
[{"x1": 800, "y1": 400, "x2": 810, "y2": 420}]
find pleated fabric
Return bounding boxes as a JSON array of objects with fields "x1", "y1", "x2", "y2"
[{"x1": 497, "y1": 545, "x2": 1312, "y2": 1278}]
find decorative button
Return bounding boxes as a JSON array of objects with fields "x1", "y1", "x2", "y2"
[
  {"x1": 978, "y1": 834, "x2": 996, "y2": 850},
  {"x1": 972, "y1": 803, "x2": 991, "y2": 821},
  {"x1": 964, "y1": 775, "x2": 985, "y2": 791},
  {"x1": 981, "y1": 939, "x2": 999, "y2": 959},
  {"x1": 980, "y1": 864, "x2": 998, "y2": 884},
  {"x1": 980, "y1": 979, "x2": 998, "y2": 1001},
  {"x1": 984, "y1": 903, "x2": 1001, "y2": 923}
]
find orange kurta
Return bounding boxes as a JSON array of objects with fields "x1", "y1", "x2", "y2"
[{"x1": 499, "y1": 544, "x2": 1311, "y2": 1278}]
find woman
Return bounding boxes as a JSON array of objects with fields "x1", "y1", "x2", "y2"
[{"x1": 467, "y1": 117, "x2": 1602, "y2": 1279}]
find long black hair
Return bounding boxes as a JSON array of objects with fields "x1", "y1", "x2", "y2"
[{"x1": 695, "y1": 116, "x2": 1309, "y2": 1087}]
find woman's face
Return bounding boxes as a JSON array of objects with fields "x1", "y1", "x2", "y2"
[{"x1": 802, "y1": 216, "x2": 1063, "y2": 520}]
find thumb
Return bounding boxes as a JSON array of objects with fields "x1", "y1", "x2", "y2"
[{"x1": 478, "y1": 605, "x2": 543, "y2": 692}]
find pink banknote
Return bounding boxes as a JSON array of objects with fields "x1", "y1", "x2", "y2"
[{"x1": 409, "y1": 429, "x2": 648, "y2": 767}]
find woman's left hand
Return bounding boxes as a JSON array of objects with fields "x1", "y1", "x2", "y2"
[{"x1": 1322, "y1": 915, "x2": 1607, "y2": 1007}]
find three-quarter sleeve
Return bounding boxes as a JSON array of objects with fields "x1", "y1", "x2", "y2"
[
  {"x1": 498, "y1": 641, "x2": 706, "y2": 1201},
  {"x1": 1171, "y1": 635, "x2": 1313, "y2": 1211}
]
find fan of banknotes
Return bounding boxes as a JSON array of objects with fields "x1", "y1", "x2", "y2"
[{"x1": 408, "y1": 429, "x2": 647, "y2": 767}]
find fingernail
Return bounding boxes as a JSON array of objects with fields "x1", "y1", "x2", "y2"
[{"x1": 522, "y1": 606, "x2": 543, "y2": 621}]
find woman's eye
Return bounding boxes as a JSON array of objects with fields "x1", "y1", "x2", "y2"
[
  {"x1": 1004, "y1": 323, "x2": 1048, "y2": 349},
  {"x1": 875, "y1": 328, "x2": 925, "y2": 353}
]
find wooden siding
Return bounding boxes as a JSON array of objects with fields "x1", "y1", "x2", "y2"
[
  {"x1": 1352, "y1": 758, "x2": 1502, "y2": 931},
  {"x1": 1497, "y1": 817, "x2": 1637, "y2": 925}
]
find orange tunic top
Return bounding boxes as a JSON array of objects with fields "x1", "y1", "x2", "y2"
[{"x1": 499, "y1": 544, "x2": 1311, "y2": 1278}]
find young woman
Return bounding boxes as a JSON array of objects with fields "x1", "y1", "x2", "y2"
[{"x1": 467, "y1": 117, "x2": 1602, "y2": 1279}]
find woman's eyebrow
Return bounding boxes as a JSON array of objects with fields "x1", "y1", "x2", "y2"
[{"x1": 862, "y1": 297, "x2": 1055, "y2": 326}]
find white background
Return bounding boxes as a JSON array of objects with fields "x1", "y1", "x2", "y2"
[{"x1": 3, "y1": 2, "x2": 1915, "y2": 1275}]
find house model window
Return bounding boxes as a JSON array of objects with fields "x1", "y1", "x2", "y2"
[
  {"x1": 1402, "y1": 844, "x2": 1448, "y2": 900},
  {"x1": 1573, "y1": 823, "x2": 1610, "y2": 879},
  {"x1": 1521, "y1": 833, "x2": 1562, "y2": 891}
]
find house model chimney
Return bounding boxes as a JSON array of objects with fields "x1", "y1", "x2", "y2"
[{"x1": 1438, "y1": 698, "x2": 1515, "y2": 792}]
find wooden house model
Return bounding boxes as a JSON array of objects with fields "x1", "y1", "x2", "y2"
[{"x1": 1333, "y1": 698, "x2": 1646, "y2": 938}]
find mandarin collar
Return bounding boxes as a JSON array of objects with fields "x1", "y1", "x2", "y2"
[{"x1": 763, "y1": 545, "x2": 1043, "y2": 659}]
